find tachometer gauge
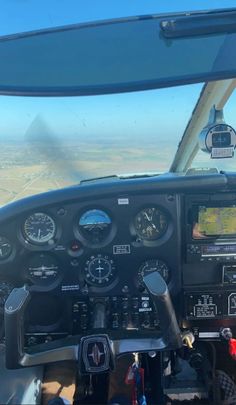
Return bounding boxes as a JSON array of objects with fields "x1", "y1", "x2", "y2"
[
  {"x1": 26, "y1": 253, "x2": 61, "y2": 286},
  {"x1": 0, "y1": 236, "x2": 12, "y2": 259},
  {"x1": 78, "y1": 209, "x2": 112, "y2": 244},
  {"x1": 138, "y1": 259, "x2": 170, "y2": 288},
  {"x1": 84, "y1": 254, "x2": 116, "y2": 286},
  {"x1": 23, "y1": 213, "x2": 56, "y2": 244},
  {"x1": 134, "y1": 207, "x2": 168, "y2": 241}
]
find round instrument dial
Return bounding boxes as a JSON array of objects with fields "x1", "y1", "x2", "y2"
[
  {"x1": 0, "y1": 236, "x2": 12, "y2": 259},
  {"x1": 23, "y1": 213, "x2": 56, "y2": 244},
  {"x1": 134, "y1": 207, "x2": 168, "y2": 241},
  {"x1": 26, "y1": 253, "x2": 61, "y2": 286},
  {"x1": 78, "y1": 209, "x2": 112, "y2": 245},
  {"x1": 138, "y1": 259, "x2": 170, "y2": 287},
  {"x1": 84, "y1": 254, "x2": 116, "y2": 286}
]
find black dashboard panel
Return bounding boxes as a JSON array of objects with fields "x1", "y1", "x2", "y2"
[
  {"x1": 1, "y1": 172, "x2": 236, "y2": 346},
  {"x1": 0, "y1": 181, "x2": 182, "y2": 345}
]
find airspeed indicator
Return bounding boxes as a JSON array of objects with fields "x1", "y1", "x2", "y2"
[{"x1": 23, "y1": 213, "x2": 56, "y2": 244}]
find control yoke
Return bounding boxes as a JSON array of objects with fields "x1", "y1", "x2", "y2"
[
  {"x1": 4, "y1": 274, "x2": 182, "y2": 369},
  {"x1": 143, "y1": 271, "x2": 182, "y2": 348},
  {"x1": 5, "y1": 287, "x2": 31, "y2": 369}
]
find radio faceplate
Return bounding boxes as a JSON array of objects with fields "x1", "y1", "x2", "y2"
[{"x1": 187, "y1": 243, "x2": 236, "y2": 263}]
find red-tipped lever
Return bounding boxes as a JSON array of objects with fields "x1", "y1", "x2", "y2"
[
  {"x1": 229, "y1": 338, "x2": 236, "y2": 360},
  {"x1": 221, "y1": 328, "x2": 236, "y2": 360}
]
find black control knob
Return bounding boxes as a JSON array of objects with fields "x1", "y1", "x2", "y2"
[
  {"x1": 132, "y1": 312, "x2": 140, "y2": 328},
  {"x1": 122, "y1": 298, "x2": 129, "y2": 310},
  {"x1": 111, "y1": 297, "x2": 119, "y2": 310},
  {"x1": 132, "y1": 297, "x2": 139, "y2": 309},
  {"x1": 111, "y1": 313, "x2": 119, "y2": 329},
  {"x1": 81, "y1": 314, "x2": 88, "y2": 330},
  {"x1": 153, "y1": 314, "x2": 159, "y2": 328},
  {"x1": 27, "y1": 336, "x2": 37, "y2": 346},
  {"x1": 81, "y1": 303, "x2": 88, "y2": 312},
  {"x1": 142, "y1": 313, "x2": 151, "y2": 329},
  {"x1": 122, "y1": 313, "x2": 129, "y2": 329},
  {"x1": 189, "y1": 352, "x2": 204, "y2": 370}
]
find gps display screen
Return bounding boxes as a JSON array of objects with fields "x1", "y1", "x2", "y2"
[{"x1": 192, "y1": 206, "x2": 236, "y2": 239}]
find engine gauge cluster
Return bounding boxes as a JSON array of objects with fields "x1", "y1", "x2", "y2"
[{"x1": 23, "y1": 213, "x2": 56, "y2": 245}]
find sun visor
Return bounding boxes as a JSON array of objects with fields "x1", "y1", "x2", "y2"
[{"x1": 0, "y1": 11, "x2": 236, "y2": 96}]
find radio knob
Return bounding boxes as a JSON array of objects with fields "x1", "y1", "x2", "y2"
[
  {"x1": 122, "y1": 313, "x2": 129, "y2": 329},
  {"x1": 132, "y1": 312, "x2": 140, "y2": 328},
  {"x1": 28, "y1": 336, "x2": 37, "y2": 346},
  {"x1": 142, "y1": 313, "x2": 151, "y2": 329},
  {"x1": 81, "y1": 314, "x2": 88, "y2": 330},
  {"x1": 122, "y1": 298, "x2": 129, "y2": 310},
  {"x1": 132, "y1": 297, "x2": 139, "y2": 309},
  {"x1": 81, "y1": 303, "x2": 88, "y2": 312},
  {"x1": 111, "y1": 297, "x2": 119, "y2": 310},
  {"x1": 112, "y1": 313, "x2": 119, "y2": 329}
]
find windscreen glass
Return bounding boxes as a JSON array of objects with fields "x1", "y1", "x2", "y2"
[{"x1": 0, "y1": 83, "x2": 202, "y2": 206}]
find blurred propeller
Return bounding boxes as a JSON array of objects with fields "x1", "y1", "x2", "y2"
[{"x1": 24, "y1": 115, "x2": 81, "y2": 184}]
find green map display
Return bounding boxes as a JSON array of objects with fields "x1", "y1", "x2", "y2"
[{"x1": 198, "y1": 206, "x2": 236, "y2": 236}]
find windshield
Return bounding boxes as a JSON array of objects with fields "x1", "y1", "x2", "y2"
[
  {"x1": 0, "y1": 83, "x2": 202, "y2": 206},
  {"x1": 2, "y1": 5, "x2": 236, "y2": 207}
]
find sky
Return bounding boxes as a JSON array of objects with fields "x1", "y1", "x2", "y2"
[
  {"x1": 0, "y1": 1, "x2": 236, "y2": 35},
  {"x1": 0, "y1": 0, "x2": 236, "y2": 160}
]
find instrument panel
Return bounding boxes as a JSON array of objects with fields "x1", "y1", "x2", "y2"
[
  {"x1": 1, "y1": 179, "x2": 236, "y2": 346},
  {"x1": 0, "y1": 191, "x2": 180, "y2": 342},
  {"x1": 0, "y1": 194, "x2": 177, "y2": 290}
]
